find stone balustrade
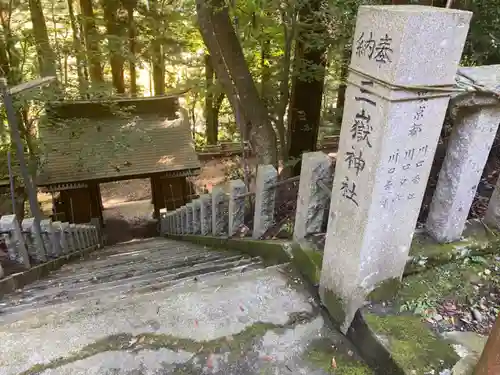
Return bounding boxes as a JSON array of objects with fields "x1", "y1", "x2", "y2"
[{"x1": 0, "y1": 215, "x2": 101, "y2": 277}]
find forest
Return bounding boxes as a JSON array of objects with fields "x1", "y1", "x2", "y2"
[{"x1": 0, "y1": 0, "x2": 498, "y2": 203}]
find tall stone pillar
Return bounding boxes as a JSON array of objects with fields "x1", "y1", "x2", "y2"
[
  {"x1": 427, "y1": 65, "x2": 500, "y2": 242},
  {"x1": 319, "y1": 5, "x2": 471, "y2": 333}
]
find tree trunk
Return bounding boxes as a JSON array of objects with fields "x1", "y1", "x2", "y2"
[
  {"x1": 261, "y1": 39, "x2": 271, "y2": 105},
  {"x1": 102, "y1": 0, "x2": 125, "y2": 93},
  {"x1": 79, "y1": 0, "x2": 104, "y2": 86},
  {"x1": 149, "y1": 0, "x2": 165, "y2": 96},
  {"x1": 124, "y1": 0, "x2": 137, "y2": 96},
  {"x1": 196, "y1": 0, "x2": 277, "y2": 164},
  {"x1": 28, "y1": 0, "x2": 58, "y2": 78},
  {"x1": 205, "y1": 53, "x2": 217, "y2": 145},
  {"x1": 67, "y1": 0, "x2": 88, "y2": 96},
  {"x1": 334, "y1": 44, "x2": 350, "y2": 129},
  {"x1": 287, "y1": 0, "x2": 327, "y2": 175}
]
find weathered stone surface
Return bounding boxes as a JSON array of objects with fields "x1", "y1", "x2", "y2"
[
  {"x1": 70, "y1": 224, "x2": 82, "y2": 251},
  {"x1": 228, "y1": 179, "x2": 247, "y2": 237},
  {"x1": 61, "y1": 222, "x2": 75, "y2": 252},
  {"x1": 0, "y1": 214, "x2": 30, "y2": 268},
  {"x1": 0, "y1": 238, "x2": 367, "y2": 375},
  {"x1": 485, "y1": 174, "x2": 500, "y2": 229},
  {"x1": 351, "y1": 5, "x2": 471, "y2": 87},
  {"x1": 253, "y1": 165, "x2": 277, "y2": 239},
  {"x1": 181, "y1": 207, "x2": 187, "y2": 235},
  {"x1": 174, "y1": 209, "x2": 182, "y2": 235},
  {"x1": 41, "y1": 218, "x2": 59, "y2": 257},
  {"x1": 200, "y1": 194, "x2": 212, "y2": 235},
  {"x1": 294, "y1": 152, "x2": 334, "y2": 246},
  {"x1": 22, "y1": 218, "x2": 46, "y2": 263},
  {"x1": 212, "y1": 186, "x2": 228, "y2": 236},
  {"x1": 427, "y1": 65, "x2": 500, "y2": 243},
  {"x1": 320, "y1": 5, "x2": 471, "y2": 333},
  {"x1": 192, "y1": 199, "x2": 202, "y2": 234},
  {"x1": 185, "y1": 203, "x2": 194, "y2": 234},
  {"x1": 52, "y1": 221, "x2": 68, "y2": 254}
]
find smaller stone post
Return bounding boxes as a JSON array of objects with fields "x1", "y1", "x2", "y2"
[
  {"x1": 427, "y1": 65, "x2": 500, "y2": 242},
  {"x1": 70, "y1": 224, "x2": 82, "y2": 250},
  {"x1": 62, "y1": 222, "x2": 75, "y2": 252},
  {"x1": 253, "y1": 165, "x2": 277, "y2": 239},
  {"x1": 0, "y1": 215, "x2": 30, "y2": 268},
  {"x1": 484, "y1": 176, "x2": 500, "y2": 229},
  {"x1": 181, "y1": 206, "x2": 188, "y2": 234},
  {"x1": 192, "y1": 199, "x2": 202, "y2": 234},
  {"x1": 228, "y1": 179, "x2": 247, "y2": 236},
  {"x1": 186, "y1": 203, "x2": 194, "y2": 234},
  {"x1": 294, "y1": 152, "x2": 335, "y2": 246},
  {"x1": 212, "y1": 186, "x2": 228, "y2": 236},
  {"x1": 173, "y1": 209, "x2": 180, "y2": 234},
  {"x1": 41, "y1": 218, "x2": 59, "y2": 257},
  {"x1": 200, "y1": 194, "x2": 212, "y2": 235},
  {"x1": 22, "y1": 218, "x2": 46, "y2": 262},
  {"x1": 52, "y1": 221, "x2": 68, "y2": 254}
]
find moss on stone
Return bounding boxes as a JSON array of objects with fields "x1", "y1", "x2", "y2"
[
  {"x1": 364, "y1": 313, "x2": 459, "y2": 374},
  {"x1": 320, "y1": 287, "x2": 347, "y2": 329},
  {"x1": 306, "y1": 338, "x2": 373, "y2": 374},
  {"x1": 291, "y1": 244, "x2": 323, "y2": 285},
  {"x1": 18, "y1": 312, "x2": 319, "y2": 375},
  {"x1": 367, "y1": 277, "x2": 401, "y2": 303}
]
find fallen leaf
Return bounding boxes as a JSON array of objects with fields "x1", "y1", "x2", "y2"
[{"x1": 331, "y1": 357, "x2": 337, "y2": 369}]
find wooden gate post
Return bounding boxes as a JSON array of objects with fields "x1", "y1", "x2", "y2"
[{"x1": 474, "y1": 313, "x2": 500, "y2": 375}]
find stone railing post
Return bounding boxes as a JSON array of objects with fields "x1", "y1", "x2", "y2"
[
  {"x1": 319, "y1": 6, "x2": 471, "y2": 332},
  {"x1": 294, "y1": 152, "x2": 334, "y2": 246},
  {"x1": 212, "y1": 186, "x2": 228, "y2": 236},
  {"x1": 41, "y1": 218, "x2": 59, "y2": 258},
  {"x1": 62, "y1": 222, "x2": 75, "y2": 252},
  {"x1": 0, "y1": 215, "x2": 30, "y2": 268},
  {"x1": 182, "y1": 209, "x2": 186, "y2": 234},
  {"x1": 185, "y1": 203, "x2": 194, "y2": 234},
  {"x1": 426, "y1": 66, "x2": 500, "y2": 242},
  {"x1": 192, "y1": 199, "x2": 201, "y2": 234},
  {"x1": 253, "y1": 165, "x2": 277, "y2": 239},
  {"x1": 484, "y1": 176, "x2": 500, "y2": 229},
  {"x1": 81, "y1": 225, "x2": 91, "y2": 249},
  {"x1": 229, "y1": 179, "x2": 247, "y2": 236},
  {"x1": 53, "y1": 221, "x2": 68, "y2": 254},
  {"x1": 69, "y1": 224, "x2": 82, "y2": 251},
  {"x1": 22, "y1": 218, "x2": 47, "y2": 263},
  {"x1": 172, "y1": 209, "x2": 179, "y2": 234},
  {"x1": 200, "y1": 194, "x2": 212, "y2": 235}
]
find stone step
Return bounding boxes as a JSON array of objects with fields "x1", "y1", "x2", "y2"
[{"x1": 0, "y1": 239, "x2": 264, "y2": 316}]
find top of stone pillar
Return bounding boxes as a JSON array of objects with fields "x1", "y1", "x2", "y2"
[
  {"x1": 350, "y1": 5, "x2": 471, "y2": 87},
  {"x1": 452, "y1": 65, "x2": 500, "y2": 109}
]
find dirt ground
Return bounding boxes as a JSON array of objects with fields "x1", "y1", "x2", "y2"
[{"x1": 98, "y1": 158, "x2": 242, "y2": 245}]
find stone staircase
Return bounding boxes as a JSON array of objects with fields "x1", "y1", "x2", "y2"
[
  {"x1": 0, "y1": 237, "x2": 368, "y2": 375},
  {"x1": 0, "y1": 238, "x2": 264, "y2": 317}
]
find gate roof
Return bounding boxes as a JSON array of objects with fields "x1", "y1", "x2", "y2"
[{"x1": 37, "y1": 96, "x2": 200, "y2": 186}]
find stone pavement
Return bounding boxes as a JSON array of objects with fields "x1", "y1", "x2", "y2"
[{"x1": 0, "y1": 238, "x2": 368, "y2": 375}]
